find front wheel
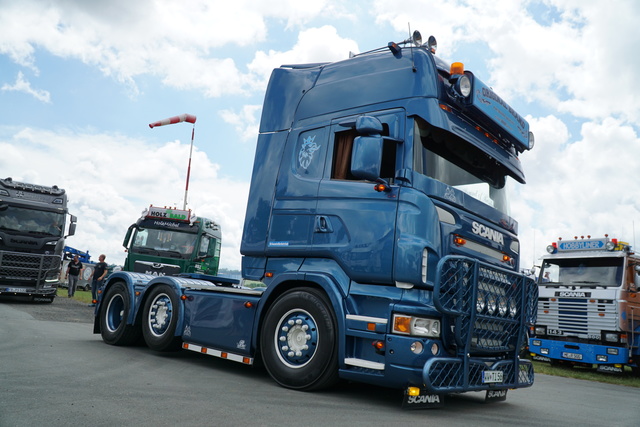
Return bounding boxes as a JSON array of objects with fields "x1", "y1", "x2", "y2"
[
  {"x1": 260, "y1": 287, "x2": 339, "y2": 391},
  {"x1": 142, "y1": 285, "x2": 182, "y2": 352},
  {"x1": 99, "y1": 281, "x2": 141, "y2": 346}
]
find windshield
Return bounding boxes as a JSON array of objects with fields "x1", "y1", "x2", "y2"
[
  {"x1": 131, "y1": 228, "x2": 198, "y2": 258},
  {"x1": 539, "y1": 257, "x2": 624, "y2": 288},
  {"x1": 413, "y1": 118, "x2": 510, "y2": 215},
  {"x1": 0, "y1": 205, "x2": 64, "y2": 237}
]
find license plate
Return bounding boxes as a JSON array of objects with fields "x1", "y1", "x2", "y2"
[
  {"x1": 562, "y1": 352, "x2": 582, "y2": 360},
  {"x1": 482, "y1": 370, "x2": 503, "y2": 384}
]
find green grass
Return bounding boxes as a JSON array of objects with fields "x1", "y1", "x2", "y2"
[
  {"x1": 532, "y1": 360, "x2": 640, "y2": 388},
  {"x1": 56, "y1": 287, "x2": 94, "y2": 304}
]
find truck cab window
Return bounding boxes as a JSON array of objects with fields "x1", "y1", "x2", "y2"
[
  {"x1": 331, "y1": 125, "x2": 395, "y2": 181},
  {"x1": 198, "y1": 236, "x2": 210, "y2": 257},
  {"x1": 413, "y1": 118, "x2": 509, "y2": 215}
]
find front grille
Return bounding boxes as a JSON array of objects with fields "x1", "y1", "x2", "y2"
[
  {"x1": 0, "y1": 250, "x2": 61, "y2": 283},
  {"x1": 425, "y1": 256, "x2": 537, "y2": 392},
  {"x1": 537, "y1": 297, "x2": 617, "y2": 337},
  {"x1": 435, "y1": 256, "x2": 537, "y2": 353}
]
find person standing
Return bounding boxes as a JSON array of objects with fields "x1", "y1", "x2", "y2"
[
  {"x1": 89, "y1": 254, "x2": 108, "y2": 307},
  {"x1": 65, "y1": 255, "x2": 83, "y2": 298}
]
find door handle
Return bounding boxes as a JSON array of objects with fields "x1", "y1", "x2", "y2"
[{"x1": 314, "y1": 215, "x2": 333, "y2": 233}]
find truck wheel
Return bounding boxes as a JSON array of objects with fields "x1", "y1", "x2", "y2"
[
  {"x1": 99, "y1": 281, "x2": 141, "y2": 346},
  {"x1": 142, "y1": 285, "x2": 181, "y2": 352},
  {"x1": 260, "y1": 287, "x2": 339, "y2": 391}
]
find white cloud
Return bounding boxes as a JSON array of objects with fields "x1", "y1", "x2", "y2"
[
  {"x1": 1, "y1": 0, "x2": 639, "y2": 276},
  {"x1": 512, "y1": 116, "x2": 640, "y2": 267},
  {"x1": 219, "y1": 105, "x2": 262, "y2": 143},
  {"x1": 1, "y1": 72, "x2": 51, "y2": 103},
  {"x1": 0, "y1": 125, "x2": 249, "y2": 270}
]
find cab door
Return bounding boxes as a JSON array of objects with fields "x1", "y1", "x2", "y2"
[{"x1": 314, "y1": 110, "x2": 404, "y2": 284}]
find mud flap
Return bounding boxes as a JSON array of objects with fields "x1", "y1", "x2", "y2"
[
  {"x1": 402, "y1": 389, "x2": 445, "y2": 409},
  {"x1": 485, "y1": 389, "x2": 507, "y2": 403}
]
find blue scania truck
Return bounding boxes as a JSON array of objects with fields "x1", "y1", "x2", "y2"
[
  {"x1": 94, "y1": 31, "x2": 537, "y2": 408},
  {"x1": 529, "y1": 235, "x2": 640, "y2": 375}
]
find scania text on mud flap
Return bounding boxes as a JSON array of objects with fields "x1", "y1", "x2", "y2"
[
  {"x1": 0, "y1": 177, "x2": 76, "y2": 302},
  {"x1": 529, "y1": 235, "x2": 640, "y2": 376},
  {"x1": 94, "y1": 31, "x2": 538, "y2": 408}
]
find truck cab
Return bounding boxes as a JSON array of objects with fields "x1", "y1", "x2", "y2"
[
  {"x1": 95, "y1": 32, "x2": 538, "y2": 407},
  {"x1": 122, "y1": 206, "x2": 221, "y2": 276}
]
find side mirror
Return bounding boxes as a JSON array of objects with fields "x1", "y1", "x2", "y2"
[
  {"x1": 66, "y1": 215, "x2": 77, "y2": 237},
  {"x1": 633, "y1": 265, "x2": 640, "y2": 291},
  {"x1": 123, "y1": 225, "x2": 134, "y2": 248},
  {"x1": 351, "y1": 116, "x2": 384, "y2": 182}
]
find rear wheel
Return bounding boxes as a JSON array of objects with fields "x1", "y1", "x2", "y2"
[
  {"x1": 142, "y1": 285, "x2": 182, "y2": 352},
  {"x1": 99, "y1": 281, "x2": 141, "y2": 346},
  {"x1": 260, "y1": 287, "x2": 339, "y2": 391}
]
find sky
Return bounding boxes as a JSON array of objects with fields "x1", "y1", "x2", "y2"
[{"x1": 1, "y1": 0, "x2": 639, "y2": 272}]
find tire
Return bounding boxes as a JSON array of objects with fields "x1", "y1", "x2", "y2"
[
  {"x1": 99, "y1": 281, "x2": 141, "y2": 346},
  {"x1": 141, "y1": 285, "x2": 182, "y2": 352},
  {"x1": 260, "y1": 287, "x2": 339, "y2": 391}
]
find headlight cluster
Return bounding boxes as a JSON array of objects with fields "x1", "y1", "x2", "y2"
[
  {"x1": 476, "y1": 289, "x2": 517, "y2": 318},
  {"x1": 393, "y1": 314, "x2": 441, "y2": 338}
]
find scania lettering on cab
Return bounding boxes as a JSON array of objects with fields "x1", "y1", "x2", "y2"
[
  {"x1": 0, "y1": 177, "x2": 76, "y2": 302},
  {"x1": 94, "y1": 31, "x2": 538, "y2": 408},
  {"x1": 529, "y1": 235, "x2": 640, "y2": 375},
  {"x1": 122, "y1": 205, "x2": 221, "y2": 277}
]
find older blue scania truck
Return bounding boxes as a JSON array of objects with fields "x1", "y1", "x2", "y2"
[{"x1": 94, "y1": 31, "x2": 537, "y2": 408}]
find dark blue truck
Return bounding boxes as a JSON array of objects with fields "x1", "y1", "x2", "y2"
[{"x1": 94, "y1": 31, "x2": 537, "y2": 408}]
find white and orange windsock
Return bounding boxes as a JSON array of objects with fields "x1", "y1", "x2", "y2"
[{"x1": 149, "y1": 113, "x2": 197, "y2": 128}]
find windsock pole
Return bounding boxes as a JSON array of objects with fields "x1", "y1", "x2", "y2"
[
  {"x1": 183, "y1": 126, "x2": 195, "y2": 210},
  {"x1": 148, "y1": 114, "x2": 197, "y2": 210}
]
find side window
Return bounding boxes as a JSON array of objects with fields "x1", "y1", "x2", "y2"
[
  {"x1": 198, "y1": 236, "x2": 210, "y2": 257},
  {"x1": 331, "y1": 123, "x2": 396, "y2": 181},
  {"x1": 331, "y1": 129, "x2": 358, "y2": 180}
]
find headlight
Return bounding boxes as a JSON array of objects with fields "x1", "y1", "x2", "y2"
[
  {"x1": 393, "y1": 314, "x2": 441, "y2": 337},
  {"x1": 604, "y1": 332, "x2": 619, "y2": 342},
  {"x1": 456, "y1": 74, "x2": 471, "y2": 98},
  {"x1": 535, "y1": 326, "x2": 546, "y2": 335},
  {"x1": 528, "y1": 131, "x2": 535, "y2": 149},
  {"x1": 497, "y1": 297, "x2": 508, "y2": 316},
  {"x1": 596, "y1": 355, "x2": 608, "y2": 362},
  {"x1": 476, "y1": 290, "x2": 486, "y2": 313},
  {"x1": 486, "y1": 294, "x2": 497, "y2": 315},
  {"x1": 508, "y1": 298, "x2": 518, "y2": 318},
  {"x1": 605, "y1": 241, "x2": 615, "y2": 251}
]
